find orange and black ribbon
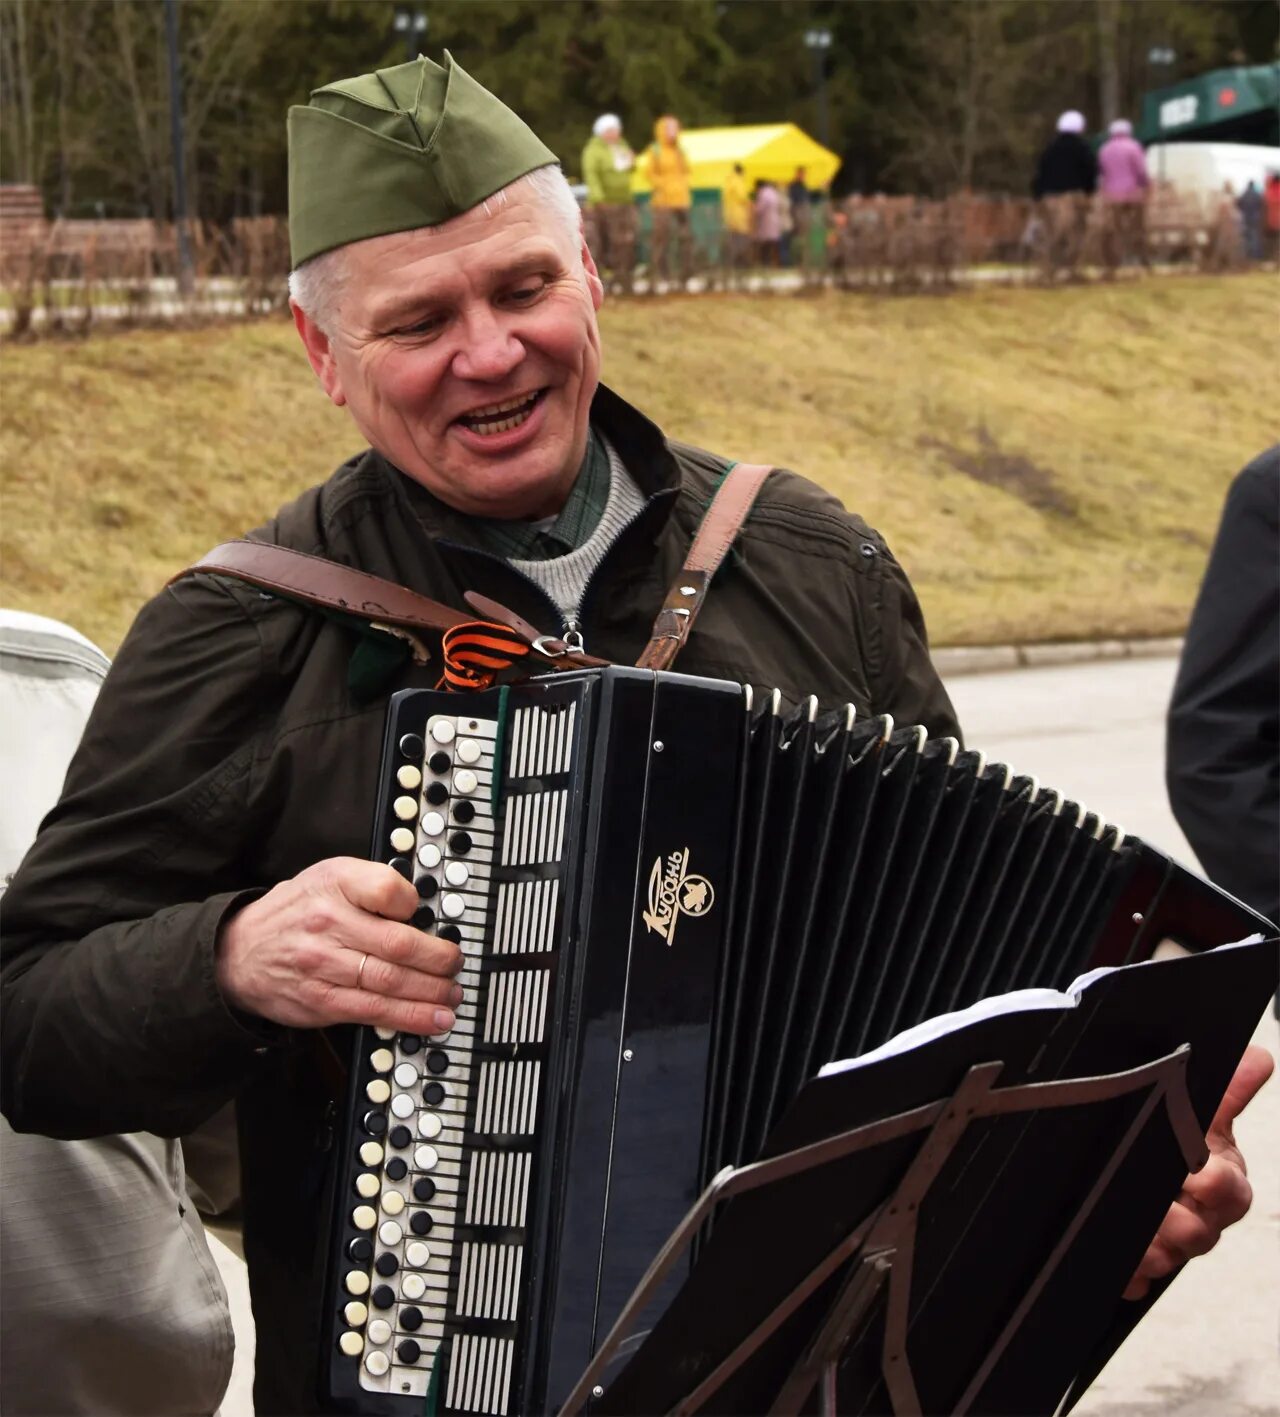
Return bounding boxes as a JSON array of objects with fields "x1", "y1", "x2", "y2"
[{"x1": 439, "y1": 619, "x2": 532, "y2": 691}]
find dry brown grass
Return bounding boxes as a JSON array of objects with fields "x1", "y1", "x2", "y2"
[{"x1": 2, "y1": 275, "x2": 1276, "y2": 654}]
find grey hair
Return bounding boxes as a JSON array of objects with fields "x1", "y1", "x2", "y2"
[{"x1": 289, "y1": 165, "x2": 582, "y2": 334}]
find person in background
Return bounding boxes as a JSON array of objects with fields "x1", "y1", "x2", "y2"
[
  {"x1": 1265, "y1": 171, "x2": 1280, "y2": 259},
  {"x1": 581, "y1": 113, "x2": 636, "y2": 295},
  {"x1": 1168, "y1": 447, "x2": 1279, "y2": 939},
  {"x1": 753, "y1": 178, "x2": 782, "y2": 267},
  {"x1": 1097, "y1": 118, "x2": 1149, "y2": 273},
  {"x1": 788, "y1": 166, "x2": 812, "y2": 271},
  {"x1": 720, "y1": 162, "x2": 752, "y2": 287},
  {"x1": 1235, "y1": 180, "x2": 1265, "y2": 262},
  {"x1": 647, "y1": 114, "x2": 692, "y2": 288},
  {"x1": 1031, "y1": 109, "x2": 1097, "y2": 279}
]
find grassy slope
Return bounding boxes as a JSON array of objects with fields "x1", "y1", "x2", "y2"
[{"x1": 2, "y1": 275, "x2": 1275, "y2": 655}]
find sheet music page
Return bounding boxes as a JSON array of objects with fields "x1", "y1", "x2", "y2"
[{"x1": 817, "y1": 935, "x2": 1264, "y2": 1079}]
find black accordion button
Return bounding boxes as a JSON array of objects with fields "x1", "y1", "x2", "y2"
[
  {"x1": 412, "y1": 1178, "x2": 436, "y2": 1203},
  {"x1": 424, "y1": 781, "x2": 449, "y2": 806},
  {"x1": 423, "y1": 1081, "x2": 445, "y2": 1106},
  {"x1": 388, "y1": 1125, "x2": 412, "y2": 1149},
  {"x1": 412, "y1": 904, "x2": 436, "y2": 930},
  {"x1": 347, "y1": 1236, "x2": 373, "y2": 1263},
  {"x1": 437, "y1": 924, "x2": 462, "y2": 945},
  {"x1": 388, "y1": 856, "x2": 413, "y2": 880},
  {"x1": 398, "y1": 733, "x2": 424, "y2": 760},
  {"x1": 448, "y1": 831, "x2": 472, "y2": 855},
  {"x1": 397, "y1": 1339, "x2": 422, "y2": 1365},
  {"x1": 385, "y1": 1157, "x2": 408, "y2": 1182},
  {"x1": 452, "y1": 800, "x2": 476, "y2": 825},
  {"x1": 428, "y1": 751, "x2": 451, "y2": 775},
  {"x1": 398, "y1": 1034, "x2": 422, "y2": 1055},
  {"x1": 425, "y1": 1050, "x2": 449, "y2": 1076},
  {"x1": 362, "y1": 1111, "x2": 387, "y2": 1137},
  {"x1": 416, "y1": 875, "x2": 439, "y2": 900},
  {"x1": 409, "y1": 1211, "x2": 433, "y2": 1236},
  {"x1": 371, "y1": 1284, "x2": 395, "y2": 1310},
  {"x1": 400, "y1": 1306, "x2": 423, "y2": 1331},
  {"x1": 374, "y1": 1252, "x2": 398, "y2": 1277}
]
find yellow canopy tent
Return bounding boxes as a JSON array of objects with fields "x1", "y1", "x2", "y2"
[{"x1": 632, "y1": 123, "x2": 841, "y2": 195}]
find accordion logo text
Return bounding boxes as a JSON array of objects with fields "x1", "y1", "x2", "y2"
[{"x1": 643, "y1": 847, "x2": 716, "y2": 944}]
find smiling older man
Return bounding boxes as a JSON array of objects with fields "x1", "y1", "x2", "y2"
[{"x1": 0, "y1": 54, "x2": 1268, "y2": 1416}]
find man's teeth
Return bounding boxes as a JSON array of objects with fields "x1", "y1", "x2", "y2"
[{"x1": 462, "y1": 392, "x2": 539, "y2": 434}]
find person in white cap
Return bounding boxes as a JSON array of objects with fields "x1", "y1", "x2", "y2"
[
  {"x1": 1031, "y1": 109, "x2": 1098, "y2": 278},
  {"x1": 581, "y1": 112, "x2": 637, "y2": 294}
]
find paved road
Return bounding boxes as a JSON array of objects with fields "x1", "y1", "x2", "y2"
[{"x1": 212, "y1": 655, "x2": 1278, "y2": 1415}]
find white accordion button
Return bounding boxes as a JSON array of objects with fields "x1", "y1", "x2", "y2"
[
  {"x1": 365, "y1": 1350, "x2": 390, "y2": 1377},
  {"x1": 369, "y1": 1049, "x2": 395, "y2": 1074},
  {"x1": 390, "y1": 1093, "x2": 415, "y2": 1119},
  {"x1": 352, "y1": 1205, "x2": 377, "y2": 1231},
  {"x1": 378, "y1": 1220, "x2": 403, "y2": 1247},
  {"x1": 405, "y1": 1241, "x2": 431, "y2": 1268},
  {"x1": 417, "y1": 1112, "x2": 442, "y2": 1140},
  {"x1": 401, "y1": 1273, "x2": 427, "y2": 1301},
  {"x1": 429, "y1": 720, "x2": 456, "y2": 744},
  {"x1": 344, "y1": 1300, "x2": 368, "y2": 1327},
  {"x1": 417, "y1": 843, "x2": 442, "y2": 870},
  {"x1": 392, "y1": 795, "x2": 417, "y2": 821},
  {"x1": 389, "y1": 827, "x2": 415, "y2": 854},
  {"x1": 359, "y1": 1142, "x2": 384, "y2": 1167},
  {"x1": 367, "y1": 1317, "x2": 393, "y2": 1346},
  {"x1": 441, "y1": 893, "x2": 465, "y2": 920},
  {"x1": 380, "y1": 1190, "x2": 406, "y2": 1216},
  {"x1": 396, "y1": 765, "x2": 423, "y2": 790},
  {"x1": 443, "y1": 861, "x2": 468, "y2": 887},
  {"x1": 339, "y1": 1331, "x2": 364, "y2": 1357},
  {"x1": 393, "y1": 1062, "x2": 418, "y2": 1088},
  {"x1": 365, "y1": 1079, "x2": 391, "y2": 1105},
  {"x1": 345, "y1": 1270, "x2": 370, "y2": 1296},
  {"x1": 413, "y1": 1144, "x2": 438, "y2": 1171},
  {"x1": 452, "y1": 768, "x2": 479, "y2": 795},
  {"x1": 355, "y1": 1172, "x2": 380, "y2": 1199},
  {"x1": 421, "y1": 810, "x2": 445, "y2": 837},
  {"x1": 373, "y1": 1027, "x2": 396, "y2": 1041},
  {"x1": 456, "y1": 737, "x2": 483, "y2": 765}
]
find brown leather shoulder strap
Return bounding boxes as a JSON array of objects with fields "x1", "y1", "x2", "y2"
[
  {"x1": 171, "y1": 540, "x2": 608, "y2": 672},
  {"x1": 172, "y1": 540, "x2": 474, "y2": 635},
  {"x1": 637, "y1": 461, "x2": 772, "y2": 672}
]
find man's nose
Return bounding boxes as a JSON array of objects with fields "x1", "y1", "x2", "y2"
[{"x1": 451, "y1": 309, "x2": 523, "y2": 383}]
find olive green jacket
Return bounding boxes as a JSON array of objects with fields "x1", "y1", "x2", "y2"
[{"x1": 0, "y1": 385, "x2": 956, "y2": 1412}]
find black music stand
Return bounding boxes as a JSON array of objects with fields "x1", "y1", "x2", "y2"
[{"x1": 560, "y1": 938, "x2": 1278, "y2": 1417}]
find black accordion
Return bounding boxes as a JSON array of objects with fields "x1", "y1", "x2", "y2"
[{"x1": 319, "y1": 667, "x2": 1264, "y2": 1414}]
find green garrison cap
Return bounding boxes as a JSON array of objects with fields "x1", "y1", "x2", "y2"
[{"x1": 288, "y1": 52, "x2": 558, "y2": 267}]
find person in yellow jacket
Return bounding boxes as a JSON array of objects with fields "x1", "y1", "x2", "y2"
[
  {"x1": 720, "y1": 162, "x2": 752, "y2": 287},
  {"x1": 648, "y1": 115, "x2": 692, "y2": 287},
  {"x1": 581, "y1": 114, "x2": 637, "y2": 294}
]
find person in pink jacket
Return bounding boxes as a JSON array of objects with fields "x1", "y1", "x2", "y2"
[{"x1": 1098, "y1": 119, "x2": 1150, "y2": 272}]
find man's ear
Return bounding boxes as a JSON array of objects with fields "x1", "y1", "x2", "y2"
[
  {"x1": 581, "y1": 237, "x2": 605, "y2": 312},
  {"x1": 291, "y1": 299, "x2": 347, "y2": 407}
]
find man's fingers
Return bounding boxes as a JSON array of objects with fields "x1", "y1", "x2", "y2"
[
  {"x1": 1208, "y1": 1044, "x2": 1274, "y2": 1146},
  {"x1": 1179, "y1": 1152, "x2": 1253, "y2": 1225},
  {"x1": 1149, "y1": 1198, "x2": 1222, "y2": 1264},
  {"x1": 310, "y1": 983, "x2": 459, "y2": 1037},
  {"x1": 326, "y1": 857, "x2": 420, "y2": 921},
  {"x1": 320, "y1": 947, "x2": 464, "y2": 1010}
]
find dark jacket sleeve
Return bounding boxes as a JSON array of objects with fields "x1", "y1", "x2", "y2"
[
  {"x1": 0, "y1": 576, "x2": 288, "y2": 1140},
  {"x1": 860, "y1": 537, "x2": 962, "y2": 744},
  {"x1": 1167, "y1": 449, "x2": 1280, "y2": 927}
]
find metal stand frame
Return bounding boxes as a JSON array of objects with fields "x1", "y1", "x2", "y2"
[{"x1": 559, "y1": 1045, "x2": 1206, "y2": 1417}]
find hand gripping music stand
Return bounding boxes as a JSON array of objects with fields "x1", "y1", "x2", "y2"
[{"x1": 559, "y1": 939, "x2": 1278, "y2": 1417}]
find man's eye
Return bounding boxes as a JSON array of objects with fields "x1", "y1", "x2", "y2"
[
  {"x1": 505, "y1": 280, "x2": 546, "y2": 304},
  {"x1": 393, "y1": 315, "x2": 444, "y2": 338}
]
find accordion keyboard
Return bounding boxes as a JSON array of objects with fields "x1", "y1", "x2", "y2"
[{"x1": 329, "y1": 695, "x2": 578, "y2": 1413}]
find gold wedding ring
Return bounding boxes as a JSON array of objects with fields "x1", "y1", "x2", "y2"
[{"x1": 356, "y1": 952, "x2": 371, "y2": 990}]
